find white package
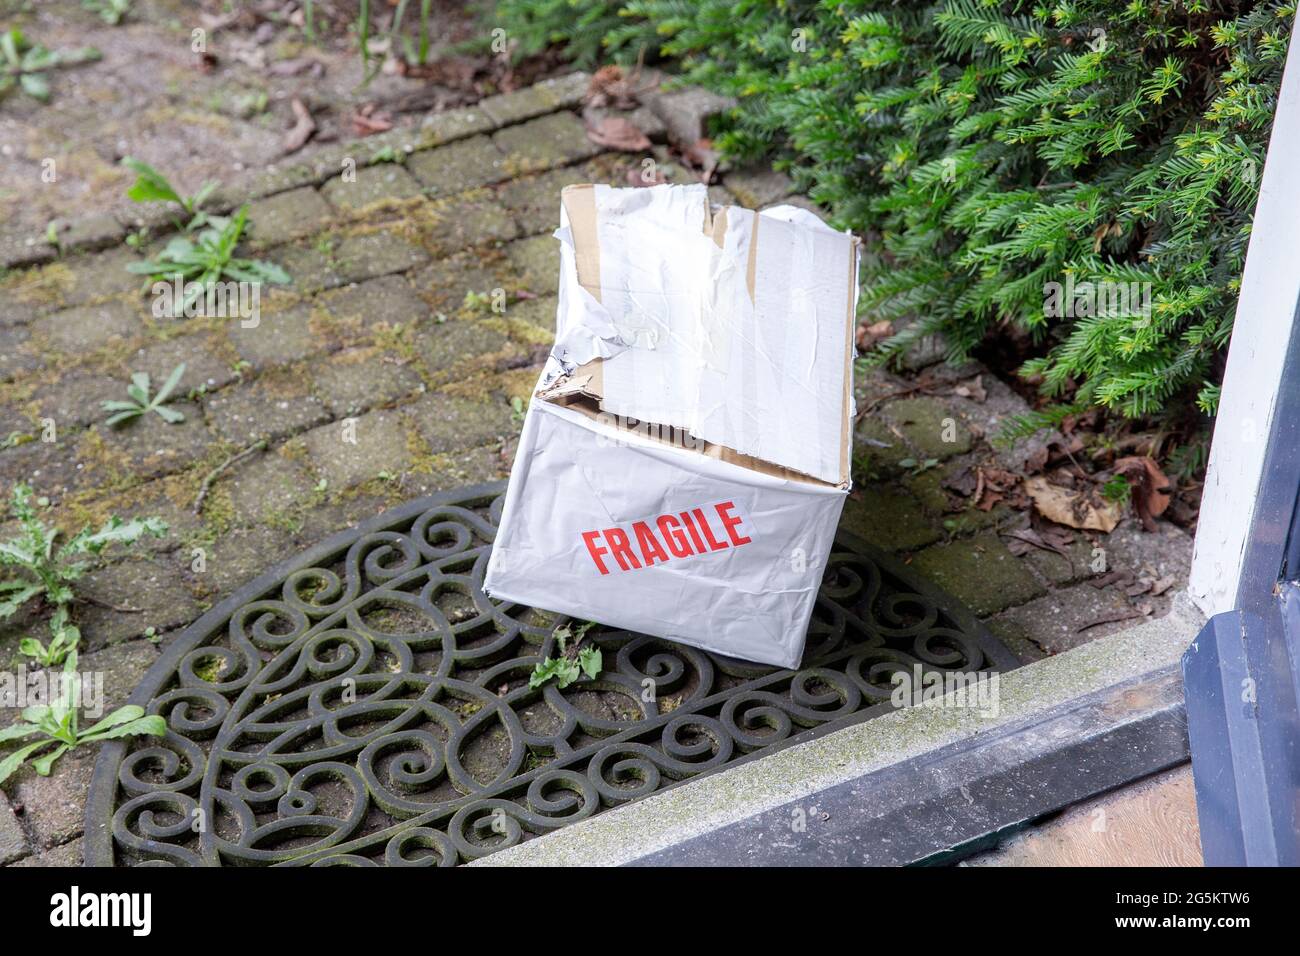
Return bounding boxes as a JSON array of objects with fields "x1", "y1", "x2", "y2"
[{"x1": 484, "y1": 183, "x2": 859, "y2": 668}]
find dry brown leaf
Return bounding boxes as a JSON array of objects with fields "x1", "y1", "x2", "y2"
[
  {"x1": 1024, "y1": 476, "x2": 1123, "y2": 533},
  {"x1": 587, "y1": 64, "x2": 643, "y2": 109},
  {"x1": 586, "y1": 116, "x2": 651, "y2": 152},
  {"x1": 1114, "y1": 455, "x2": 1172, "y2": 532},
  {"x1": 953, "y1": 374, "x2": 987, "y2": 402},
  {"x1": 856, "y1": 319, "x2": 893, "y2": 352},
  {"x1": 351, "y1": 106, "x2": 393, "y2": 136},
  {"x1": 679, "y1": 139, "x2": 719, "y2": 183},
  {"x1": 282, "y1": 98, "x2": 316, "y2": 154}
]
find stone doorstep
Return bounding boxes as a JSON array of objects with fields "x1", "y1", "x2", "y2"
[{"x1": 472, "y1": 592, "x2": 1205, "y2": 867}]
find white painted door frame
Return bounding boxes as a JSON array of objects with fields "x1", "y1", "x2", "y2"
[{"x1": 1189, "y1": 29, "x2": 1300, "y2": 618}]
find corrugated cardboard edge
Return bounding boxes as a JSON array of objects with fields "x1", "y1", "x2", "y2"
[
  {"x1": 840, "y1": 237, "x2": 859, "y2": 488},
  {"x1": 544, "y1": 183, "x2": 854, "y2": 490}
]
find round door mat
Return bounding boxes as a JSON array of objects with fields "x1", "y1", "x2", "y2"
[{"x1": 85, "y1": 481, "x2": 1016, "y2": 866}]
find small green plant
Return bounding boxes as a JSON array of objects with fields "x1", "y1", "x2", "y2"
[
  {"x1": 510, "y1": 395, "x2": 526, "y2": 424},
  {"x1": 462, "y1": 290, "x2": 493, "y2": 314},
  {"x1": 45, "y1": 220, "x2": 63, "y2": 255},
  {"x1": 1101, "y1": 473, "x2": 1133, "y2": 504},
  {"x1": 369, "y1": 145, "x2": 406, "y2": 165},
  {"x1": 120, "y1": 156, "x2": 220, "y2": 231},
  {"x1": 83, "y1": 0, "x2": 131, "y2": 25},
  {"x1": 126, "y1": 206, "x2": 290, "y2": 311},
  {"x1": 19, "y1": 605, "x2": 80, "y2": 668},
  {"x1": 0, "y1": 483, "x2": 166, "y2": 623},
  {"x1": 530, "y1": 621, "x2": 602, "y2": 689},
  {"x1": 101, "y1": 362, "x2": 187, "y2": 427},
  {"x1": 0, "y1": 651, "x2": 167, "y2": 785},
  {"x1": 0, "y1": 27, "x2": 99, "y2": 101},
  {"x1": 898, "y1": 457, "x2": 940, "y2": 477}
]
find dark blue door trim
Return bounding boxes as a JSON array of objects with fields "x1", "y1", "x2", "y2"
[{"x1": 1183, "y1": 300, "x2": 1300, "y2": 865}]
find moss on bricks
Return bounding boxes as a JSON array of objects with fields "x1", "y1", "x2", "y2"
[
  {"x1": 879, "y1": 396, "x2": 973, "y2": 460},
  {"x1": 840, "y1": 486, "x2": 943, "y2": 553},
  {"x1": 265, "y1": 241, "x2": 347, "y2": 295},
  {"x1": 220, "y1": 449, "x2": 316, "y2": 527},
  {"x1": 407, "y1": 136, "x2": 509, "y2": 196},
  {"x1": 413, "y1": 319, "x2": 512, "y2": 378},
  {"x1": 419, "y1": 193, "x2": 519, "y2": 255},
  {"x1": 321, "y1": 165, "x2": 423, "y2": 213},
  {"x1": 55, "y1": 247, "x2": 144, "y2": 307},
  {"x1": 34, "y1": 300, "x2": 143, "y2": 353},
  {"x1": 100, "y1": 401, "x2": 217, "y2": 480},
  {"x1": 503, "y1": 234, "x2": 559, "y2": 296},
  {"x1": 403, "y1": 444, "x2": 507, "y2": 497},
  {"x1": 479, "y1": 86, "x2": 562, "y2": 126},
  {"x1": 311, "y1": 350, "x2": 424, "y2": 417},
  {"x1": 909, "y1": 533, "x2": 1047, "y2": 617},
  {"x1": 0, "y1": 327, "x2": 39, "y2": 382},
  {"x1": 228, "y1": 300, "x2": 325, "y2": 368},
  {"x1": 332, "y1": 233, "x2": 430, "y2": 284},
  {"x1": 492, "y1": 113, "x2": 601, "y2": 174},
  {"x1": 417, "y1": 107, "x2": 496, "y2": 147},
  {"x1": 247, "y1": 187, "x2": 334, "y2": 247},
  {"x1": 28, "y1": 371, "x2": 121, "y2": 429},
  {"x1": 2, "y1": 260, "x2": 76, "y2": 318},
  {"x1": 318, "y1": 275, "x2": 428, "y2": 335},
  {"x1": 853, "y1": 416, "x2": 914, "y2": 481},
  {"x1": 405, "y1": 393, "x2": 515, "y2": 455},
  {"x1": 126, "y1": 333, "x2": 239, "y2": 394},
  {"x1": 205, "y1": 373, "x2": 330, "y2": 445},
  {"x1": 498, "y1": 165, "x2": 603, "y2": 236},
  {"x1": 301, "y1": 409, "x2": 412, "y2": 490},
  {"x1": 411, "y1": 251, "x2": 505, "y2": 315}
]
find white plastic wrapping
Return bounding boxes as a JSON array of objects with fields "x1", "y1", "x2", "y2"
[
  {"x1": 484, "y1": 183, "x2": 859, "y2": 667},
  {"x1": 484, "y1": 401, "x2": 845, "y2": 667}
]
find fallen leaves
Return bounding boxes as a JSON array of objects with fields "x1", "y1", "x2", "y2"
[
  {"x1": 282, "y1": 97, "x2": 316, "y2": 154},
  {"x1": 944, "y1": 463, "x2": 1023, "y2": 512},
  {"x1": 586, "y1": 115, "x2": 651, "y2": 152},
  {"x1": 1114, "y1": 455, "x2": 1173, "y2": 532},
  {"x1": 856, "y1": 319, "x2": 893, "y2": 352},
  {"x1": 586, "y1": 64, "x2": 647, "y2": 110},
  {"x1": 1024, "y1": 475, "x2": 1124, "y2": 533},
  {"x1": 350, "y1": 102, "x2": 393, "y2": 137},
  {"x1": 1003, "y1": 524, "x2": 1074, "y2": 562},
  {"x1": 953, "y1": 374, "x2": 986, "y2": 402}
]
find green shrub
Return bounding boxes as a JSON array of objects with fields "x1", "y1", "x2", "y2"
[{"x1": 492, "y1": 0, "x2": 1294, "y2": 419}]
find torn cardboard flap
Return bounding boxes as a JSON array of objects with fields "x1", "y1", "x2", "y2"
[{"x1": 542, "y1": 183, "x2": 859, "y2": 487}]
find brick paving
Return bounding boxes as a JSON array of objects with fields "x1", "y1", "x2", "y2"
[{"x1": 0, "y1": 66, "x2": 1194, "y2": 866}]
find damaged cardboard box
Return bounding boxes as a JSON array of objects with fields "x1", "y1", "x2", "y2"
[{"x1": 484, "y1": 183, "x2": 859, "y2": 668}]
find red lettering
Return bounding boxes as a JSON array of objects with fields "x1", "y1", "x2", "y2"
[
  {"x1": 679, "y1": 511, "x2": 708, "y2": 553},
  {"x1": 604, "y1": 528, "x2": 642, "y2": 571},
  {"x1": 715, "y1": 500, "x2": 752, "y2": 546},
  {"x1": 656, "y1": 514, "x2": 693, "y2": 558},
  {"x1": 692, "y1": 508, "x2": 729, "y2": 551},
  {"x1": 579, "y1": 503, "x2": 752, "y2": 574},
  {"x1": 632, "y1": 520, "x2": 669, "y2": 566},
  {"x1": 582, "y1": 530, "x2": 610, "y2": 575}
]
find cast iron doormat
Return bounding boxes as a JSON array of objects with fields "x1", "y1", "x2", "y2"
[{"x1": 85, "y1": 481, "x2": 1016, "y2": 866}]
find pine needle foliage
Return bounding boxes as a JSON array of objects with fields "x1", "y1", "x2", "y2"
[{"x1": 493, "y1": 0, "x2": 1294, "y2": 417}]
